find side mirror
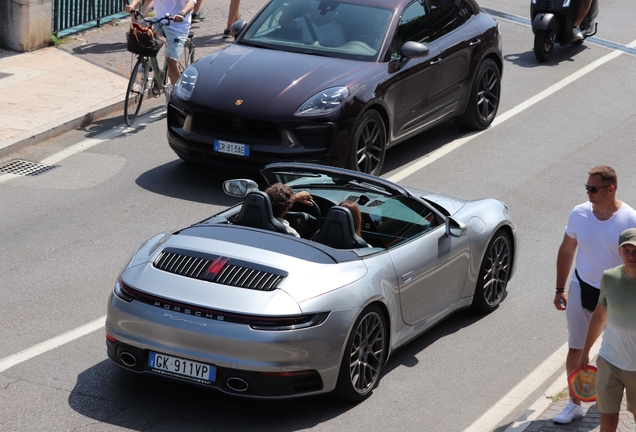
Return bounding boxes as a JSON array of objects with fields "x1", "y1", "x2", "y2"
[
  {"x1": 397, "y1": 41, "x2": 430, "y2": 67},
  {"x1": 230, "y1": 19, "x2": 247, "y2": 37},
  {"x1": 445, "y1": 216, "x2": 467, "y2": 238},
  {"x1": 223, "y1": 179, "x2": 259, "y2": 197}
]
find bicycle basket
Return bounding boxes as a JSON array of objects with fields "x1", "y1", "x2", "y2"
[{"x1": 126, "y1": 23, "x2": 164, "y2": 57}]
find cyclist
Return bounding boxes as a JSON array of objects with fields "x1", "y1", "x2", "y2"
[{"x1": 125, "y1": 0, "x2": 196, "y2": 88}]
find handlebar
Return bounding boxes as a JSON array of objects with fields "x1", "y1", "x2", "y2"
[{"x1": 131, "y1": 9, "x2": 174, "y2": 25}]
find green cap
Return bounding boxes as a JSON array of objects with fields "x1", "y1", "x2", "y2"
[{"x1": 619, "y1": 228, "x2": 636, "y2": 247}]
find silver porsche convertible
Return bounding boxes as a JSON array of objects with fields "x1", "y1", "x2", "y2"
[{"x1": 106, "y1": 163, "x2": 517, "y2": 401}]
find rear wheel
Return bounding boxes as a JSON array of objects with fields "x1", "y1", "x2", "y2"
[
  {"x1": 124, "y1": 58, "x2": 149, "y2": 126},
  {"x1": 455, "y1": 58, "x2": 501, "y2": 130},
  {"x1": 347, "y1": 110, "x2": 386, "y2": 176},
  {"x1": 534, "y1": 29, "x2": 555, "y2": 62},
  {"x1": 471, "y1": 230, "x2": 512, "y2": 313},
  {"x1": 334, "y1": 305, "x2": 386, "y2": 402}
]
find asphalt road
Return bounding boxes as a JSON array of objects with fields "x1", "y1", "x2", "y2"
[{"x1": 1, "y1": 0, "x2": 636, "y2": 430}]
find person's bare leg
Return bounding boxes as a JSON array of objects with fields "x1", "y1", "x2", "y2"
[
  {"x1": 226, "y1": 0, "x2": 241, "y2": 29},
  {"x1": 599, "y1": 412, "x2": 619, "y2": 432},
  {"x1": 193, "y1": 0, "x2": 202, "y2": 15},
  {"x1": 167, "y1": 57, "x2": 180, "y2": 85},
  {"x1": 566, "y1": 348, "x2": 582, "y2": 404},
  {"x1": 574, "y1": 0, "x2": 592, "y2": 27}
]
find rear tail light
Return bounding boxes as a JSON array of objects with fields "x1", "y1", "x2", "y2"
[{"x1": 113, "y1": 278, "x2": 134, "y2": 302}]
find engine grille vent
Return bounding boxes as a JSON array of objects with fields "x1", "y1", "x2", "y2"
[{"x1": 153, "y1": 249, "x2": 286, "y2": 291}]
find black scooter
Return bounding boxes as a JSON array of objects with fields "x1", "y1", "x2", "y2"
[{"x1": 531, "y1": 0, "x2": 598, "y2": 62}]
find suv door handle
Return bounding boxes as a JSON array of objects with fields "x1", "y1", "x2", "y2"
[
  {"x1": 430, "y1": 57, "x2": 442, "y2": 65},
  {"x1": 469, "y1": 39, "x2": 481, "y2": 46}
]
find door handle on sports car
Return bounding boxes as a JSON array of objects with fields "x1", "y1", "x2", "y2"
[
  {"x1": 469, "y1": 39, "x2": 481, "y2": 46},
  {"x1": 430, "y1": 57, "x2": 442, "y2": 65},
  {"x1": 401, "y1": 271, "x2": 415, "y2": 283}
]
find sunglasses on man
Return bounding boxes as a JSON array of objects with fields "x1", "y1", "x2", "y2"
[{"x1": 585, "y1": 184, "x2": 611, "y2": 194}]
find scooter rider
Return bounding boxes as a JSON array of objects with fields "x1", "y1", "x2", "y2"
[{"x1": 573, "y1": 0, "x2": 592, "y2": 40}]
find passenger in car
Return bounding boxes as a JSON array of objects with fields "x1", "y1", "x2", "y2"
[
  {"x1": 265, "y1": 183, "x2": 313, "y2": 238},
  {"x1": 339, "y1": 200, "x2": 372, "y2": 247}
]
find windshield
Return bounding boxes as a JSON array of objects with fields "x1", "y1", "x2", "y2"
[
  {"x1": 241, "y1": 0, "x2": 393, "y2": 62},
  {"x1": 269, "y1": 170, "x2": 394, "y2": 196}
]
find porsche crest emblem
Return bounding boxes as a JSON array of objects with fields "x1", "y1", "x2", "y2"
[{"x1": 235, "y1": 100, "x2": 243, "y2": 106}]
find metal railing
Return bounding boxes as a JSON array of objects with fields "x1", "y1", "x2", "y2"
[{"x1": 52, "y1": 0, "x2": 127, "y2": 35}]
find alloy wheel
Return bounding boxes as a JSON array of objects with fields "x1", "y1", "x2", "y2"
[
  {"x1": 348, "y1": 311, "x2": 385, "y2": 395},
  {"x1": 481, "y1": 235, "x2": 511, "y2": 307}
]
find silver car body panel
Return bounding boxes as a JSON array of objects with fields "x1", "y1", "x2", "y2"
[{"x1": 106, "y1": 163, "x2": 517, "y2": 398}]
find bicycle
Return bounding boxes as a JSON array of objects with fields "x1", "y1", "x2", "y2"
[{"x1": 124, "y1": 10, "x2": 195, "y2": 126}]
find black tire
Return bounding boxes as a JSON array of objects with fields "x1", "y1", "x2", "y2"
[
  {"x1": 347, "y1": 110, "x2": 386, "y2": 176},
  {"x1": 471, "y1": 229, "x2": 512, "y2": 313},
  {"x1": 533, "y1": 29, "x2": 554, "y2": 62},
  {"x1": 124, "y1": 58, "x2": 149, "y2": 126},
  {"x1": 334, "y1": 304, "x2": 386, "y2": 402},
  {"x1": 455, "y1": 58, "x2": 501, "y2": 130}
]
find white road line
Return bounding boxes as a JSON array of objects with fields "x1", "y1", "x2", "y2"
[
  {"x1": 0, "y1": 316, "x2": 105, "y2": 374},
  {"x1": 387, "y1": 46, "x2": 625, "y2": 184},
  {"x1": 463, "y1": 339, "x2": 602, "y2": 432},
  {"x1": 0, "y1": 110, "x2": 165, "y2": 184}
]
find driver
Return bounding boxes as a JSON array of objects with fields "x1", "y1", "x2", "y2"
[
  {"x1": 279, "y1": 0, "x2": 346, "y2": 47},
  {"x1": 265, "y1": 183, "x2": 313, "y2": 237}
]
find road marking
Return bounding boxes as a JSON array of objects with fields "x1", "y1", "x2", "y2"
[
  {"x1": 483, "y1": 8, "x2": 636, "y2": 57},
  {"x1": 387, "y1": 43, "x2": 630, "y2": 184},
  {"x1": 0, "y1": 316, "x2": 105, "y2": 374},
  {"x1": 0, "y1": 110, "x2": 164, "y2": 184}
]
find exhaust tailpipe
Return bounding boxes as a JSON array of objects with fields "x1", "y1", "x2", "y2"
[
  {"x1": 226, "y1": 377, "x2": 248, "y2": 392},
  {"x1": 120, "y1": 351, "x2": 137, "y2": 367}
]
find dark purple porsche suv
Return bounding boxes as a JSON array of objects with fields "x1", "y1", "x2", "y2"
[{"x1": 167, "y1": 0, "x2": 502, "y2": 175}]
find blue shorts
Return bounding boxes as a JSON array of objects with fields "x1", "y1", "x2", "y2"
[{"x1": 155, "y1": 23, "x2": 187, "y2": 61}]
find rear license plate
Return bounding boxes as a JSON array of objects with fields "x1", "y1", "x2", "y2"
[
  {"x1": 214, "y1": 139, "x2": 250, "y2": 157},
  {"x1": 148, "y1": 351, "x2": 216, "y2": 383}
]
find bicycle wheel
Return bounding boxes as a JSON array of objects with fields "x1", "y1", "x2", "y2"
[{"x1": 124, "y1": 57, "x2": 149, "y2": 126}]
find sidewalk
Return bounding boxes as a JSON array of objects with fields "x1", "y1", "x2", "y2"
[
  {"x1": 1, "y1": 3, "x2": 636, "y2": 431},
  {"x1": 0, "y1": 0, "x2": 266, "y2": 156}
]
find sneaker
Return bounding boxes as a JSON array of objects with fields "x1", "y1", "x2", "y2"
[
  {"x1": 222, "y1": 29, "x2": 232, "y2": 39},
  {"x1": 553, "y1": 399, "x2": 584, "y2": 424},
  {"x1": 191, "y1": 12, "x2": 207, "y2": 23},
  {"x1": 572, "y1": 26, "x2": 584, "y2": 41}
]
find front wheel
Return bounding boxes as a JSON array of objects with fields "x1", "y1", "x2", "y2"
[
  {"x1": 347, "y1": 110, "x2": 387, "y2": 176},
  {"x1": 124, "y1": 58, "x2": 149, "y2": 126},
  {"x1": 471, "y1": 229, "x2": 512, "y2": 313},
  {"x1": 334, "y1": 305, "x2": 386, "y2": 402},
  {"x1": 534, "y1": 29, "x2": 555, "y2": 62},
  {"x1": 455, "y1": 58, "x2": 501, "y2": 130}
]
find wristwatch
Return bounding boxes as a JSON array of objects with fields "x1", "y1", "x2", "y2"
[{"x1": 177, "y1": 11, "x2": 185, "y2": 16}]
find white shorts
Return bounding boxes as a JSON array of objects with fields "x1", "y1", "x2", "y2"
[{"x1": 566, "y1": 276, "x2": 594, "y2": 349}]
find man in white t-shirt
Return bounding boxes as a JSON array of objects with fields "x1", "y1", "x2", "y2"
[{"x1": 552, "y1": 166, "x2": 636, "y2": 424}]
